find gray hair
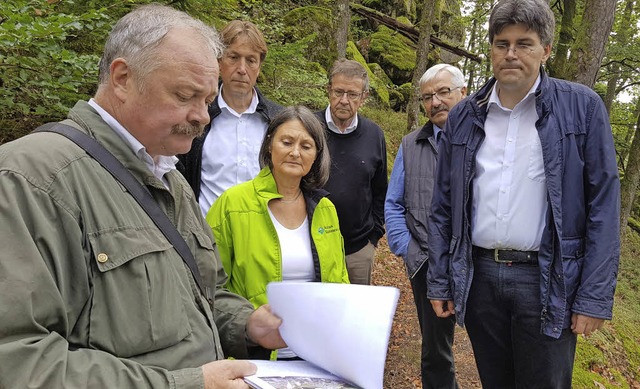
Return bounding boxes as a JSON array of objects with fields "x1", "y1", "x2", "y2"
[
  {"x1": 259, "y1": 106, "x2": 331, "y2": 191},
  {"x1": 489, "y1": 0, "x2": 556, "y2": 46},
  {"x1": 328, "y1": 59, "x2": 370, "y2": 93},
  {"x1": 419, "y1": 64, "x2": 465, "y2": 88},
  {"x1": 98, "y1": 4, "x2": 223, "y2": 90}
]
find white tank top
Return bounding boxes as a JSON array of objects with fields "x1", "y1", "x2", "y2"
[{"x1": 267, "y1": 208, "x2": 314, "y2": 359}]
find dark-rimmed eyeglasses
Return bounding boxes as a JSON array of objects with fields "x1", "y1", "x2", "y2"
[
  {"x1": 492, "y1": 42, "x2": 537, "y2": 57},
  {"x1": 419, "y1": 87, "x2": 461, "y2": 103},
  {"x1": 330, "y1": 89, "x2": 364, "y2": 101}
]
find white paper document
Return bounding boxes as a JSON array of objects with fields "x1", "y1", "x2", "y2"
[{"x1": 244, "y1": 282, "x2": 400, "y2": 389}]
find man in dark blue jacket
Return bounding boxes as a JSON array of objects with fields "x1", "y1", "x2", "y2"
[{"x1": 427, "y1": 0, "x2": 620, "y2": 387}]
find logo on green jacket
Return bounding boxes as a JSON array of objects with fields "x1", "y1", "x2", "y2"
[{"x1": 317, "y1": 225, "x2": 339, "y2": 235}]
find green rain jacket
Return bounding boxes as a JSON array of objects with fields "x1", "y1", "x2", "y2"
[
  {"x1": 0, "y1": 101, "x2": 255, "y2": 388},
  {"x1": 207, "y1": 167, "x2": 349, "y2": 308}
]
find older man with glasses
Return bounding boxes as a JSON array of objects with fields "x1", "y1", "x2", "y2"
[
  {"x1": 385, "y1": 64, "x2": 466, "y2": 389},
  {"x1": 315, "y1": 58, "x2": 388, "y2": 285}
]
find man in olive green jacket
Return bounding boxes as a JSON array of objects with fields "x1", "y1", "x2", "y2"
[{"x1": 0, "y1": 5, "x2": 284, "y2": 389}]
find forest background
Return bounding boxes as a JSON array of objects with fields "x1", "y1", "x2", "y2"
[{"x1": 1, "y1": 0, "x2": 640, "y2": 387}]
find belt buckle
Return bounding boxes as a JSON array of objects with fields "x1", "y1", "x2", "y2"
[{"x1": 493, "y1": 249, "x2": 513, "y2": 263}]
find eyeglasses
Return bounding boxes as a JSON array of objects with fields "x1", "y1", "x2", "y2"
[
  {"x1": 330, "y1": 89, "x2": 364, "y2": 101},
  {"x1": 492, "y1": 42, "x2": 537, "y2": 57},
  {"x1": 419, "y1": 87, "x2": 461, "y2": 103}
]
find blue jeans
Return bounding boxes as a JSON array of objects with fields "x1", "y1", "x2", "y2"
[
  {"x1": 410, "y1": 265, "x2": 458, "y2": 389},
  {"x1": 464, "y1": 250, "x2": 577, "y2": 388}
]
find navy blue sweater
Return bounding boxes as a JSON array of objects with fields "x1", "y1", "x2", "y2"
[{"x1": 316, "y1": 111, "x2": 388, "y2": 255}]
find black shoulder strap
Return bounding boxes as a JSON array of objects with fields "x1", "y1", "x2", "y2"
[{"x1": 33, "y1": 122, "x2": 212, "y2": 302}]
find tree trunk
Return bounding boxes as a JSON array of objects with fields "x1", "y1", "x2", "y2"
[
  {"x1": 548, "y1": 0, "x2": 576, "y2": 80},
  {"x1": 406, "y1": 0, "x2": 440, "y2": 133},
  {"x1": 604, "y1": 72, "x2": 619, "y2": 114},
  {"x1": 569, "y1": 0, "x2": 618, "y2": 87},
  {"x1": 603, "y1": 0, "x2": 634, "y2": 114},
  {"x1": 336, "y1": 0, "x2": 350, "y2": 59},
  {"x1": 620, "y1": 98, "x2": 640, "y2": 236}
]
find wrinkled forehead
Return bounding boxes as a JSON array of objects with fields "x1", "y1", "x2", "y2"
[{"x1": 329, "y1": 74, "x2": 366, "y2": 90}]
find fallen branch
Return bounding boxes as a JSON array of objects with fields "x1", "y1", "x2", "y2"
[{"x1": 350, "y1": 3, "x2": 482, "y2": 63}]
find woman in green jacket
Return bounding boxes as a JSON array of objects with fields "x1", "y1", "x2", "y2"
[{"x1": 206, "y1": 106, "x2": 349, "y2": 358}]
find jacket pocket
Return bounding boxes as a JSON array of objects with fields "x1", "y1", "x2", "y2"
[
  {"x1": 406, "y1": 237, "x2": 428, "y2": 278},
  {"x1": 560, "y1": 237, "x2": 585, "y2": 306},
  {"x1": 561, "y1": 237, "x2": 585, "y2": 259},
  {"x1": 87, "y1": 227, "x2": 193, "y2": 358}
]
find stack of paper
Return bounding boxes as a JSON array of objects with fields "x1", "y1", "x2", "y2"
[{"x1": 244, "y1": 282, "x2": 400, "y2": 389}]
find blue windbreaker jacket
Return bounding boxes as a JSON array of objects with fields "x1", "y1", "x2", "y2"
[{"x1": 427, "y1": 69, "x2": 620, "y2": 338}]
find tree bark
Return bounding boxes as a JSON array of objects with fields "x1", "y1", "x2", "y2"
[
  {"x1": 336, "y1": 0, "x2": 350, "y2": 59},
  {"x1": 406, "y1": 0, "x2": 439, "y2": 133},
  {"x1": 603, "y1": 0, "x2": 634, "y2": 114},
  {"x1": 620, "y1": 98, "x2": 640, "y2": 236},
  {"x1": 548, "y1": 0, "x2": 576, "y2": 80},
  {"x1": 569, "y1": 0, "x2": 618, "y2": 88}
]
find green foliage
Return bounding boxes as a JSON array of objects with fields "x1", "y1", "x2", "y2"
[
  {"x1": 368, "y1": 25, "x2": 416, "y2": 85},
  {"x1": 394, "y1": 82, "x2": 414, "y2": 112},
  {"x1": 0, "y1": 0, "x2": 110, "y2": 142},
  {"x1": 229, "y1": 0, "x2": 291, "y2": 42},
  {"x1": 360, "y1": 104, "x2": 426, "y2": 175},
  {"x1": 610, "y1": 99, "x2": 638, "y2": 170},
  {"x1": 282, "y1": 6, "x2": 335, "y2": 70},
  {"x1": 571, "y1": 231, "x2": 640, "y2": 386},
  {"x1": 346, "y1": 41, "x2": 390, "y2": 107},
  {"x1": 259, "y1": 35, "x2": 328, "y2": 110},
  {"x1": 360, "y1": 106, "x2": 406, "y2": 174},
  {"x1": 368, "y1": 62, "x2": 393, "y2": 87}
]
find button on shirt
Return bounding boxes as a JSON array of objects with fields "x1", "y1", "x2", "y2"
[
  {"x1": 471, "y1": 76, "x2": 547, "y2": 251},
  {"x1": 88, "y1": 99, "x2": 178, "y2": 188},
  {"x1": 199, "y1": 87, "x2": 268, "y2": 215}
]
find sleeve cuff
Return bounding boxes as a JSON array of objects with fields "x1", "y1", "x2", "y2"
[{"x1": 170, "y1": 367, "x2": 204, "y2": 389}]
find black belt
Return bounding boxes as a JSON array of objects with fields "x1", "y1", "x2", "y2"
[{"x1": 472, "y1": 246, "x2": 538, "y2": 264}]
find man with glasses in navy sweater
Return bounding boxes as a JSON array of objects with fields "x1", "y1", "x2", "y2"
[{"x1": 316, "y1": 59, "x2": 387, "y2": 285}]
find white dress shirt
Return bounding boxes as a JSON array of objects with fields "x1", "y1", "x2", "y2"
[
  {"x1": 325, "y1": 106, "x2": 358, "y2": 134},
  {"x1": 471, "y1": 77, "x2": 547, "y2": 251},
  {"x1": 88, "y1": 99, "x2": 178, "y2": 188},
  {"x1": 199, "y1": 87, "x2": 268, "y2": 215}
]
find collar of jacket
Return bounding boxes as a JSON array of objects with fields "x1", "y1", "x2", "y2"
[
  {"x1": 67, "y1": 101, "x2": 175, "y2": 190},
  {"x1": 415, "y1": 121, "x2": 435, "y2": 143},
  {"x1": 207, "y1": 85, "x2": 273, "y2": 122},
  {"x1": 471, "y1": 66, "x2": 551, "y2": 119},
  {"x1": 253, "y1": 167, "x2": 330, "y2": 207}
]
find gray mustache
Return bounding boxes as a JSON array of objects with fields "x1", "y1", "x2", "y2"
[{"x1": 172, "y1": 123, "x2": 204, "y2": 137}]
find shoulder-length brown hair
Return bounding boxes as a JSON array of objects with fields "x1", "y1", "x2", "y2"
[{"x1": 259, "y1": 106, "x2": 330, "y2": 191}]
